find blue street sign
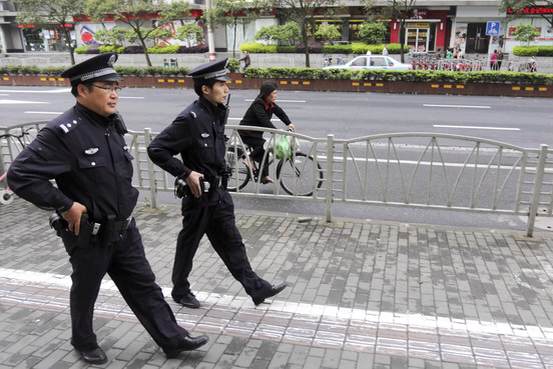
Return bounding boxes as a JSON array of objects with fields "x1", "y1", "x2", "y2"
[{"x1": 486, "y1": 21, "x2": 501, "y2": 36}]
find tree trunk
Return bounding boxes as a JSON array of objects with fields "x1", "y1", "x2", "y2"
[
  {"x1": 233, "y1": 18, "x2": 238, "y2": 59},
  {"x1": 62, "y1": 28, "x2": 75, "y2": 65},
  {"x1": 138, "y1": 34, "x2": 152, "y2": 67},
  {"x1": 399, "y1": 20, "x2": 406, "y2": 63},
  {"x1": 302, "y1": 21, "x2": 310, "y2": 67}
]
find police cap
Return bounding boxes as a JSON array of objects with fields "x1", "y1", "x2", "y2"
[
  {"x1": 61, "y1": 53, "x2": 120, "y2": 85},
  {"x1": 187, "y1": 58, "x2": 230, "y2": 82}
]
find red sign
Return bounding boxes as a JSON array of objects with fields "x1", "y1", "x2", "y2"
[{"x1": 507, "y1": 6, "x2": 553, "y2": 15}]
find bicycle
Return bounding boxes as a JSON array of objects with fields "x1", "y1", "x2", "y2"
[
  {"x1": 225, "y1": 134, "x2": 324, "y2": 197},
  {"x1": 0, "y1": 128, "x2": 34, "y2": 205}
]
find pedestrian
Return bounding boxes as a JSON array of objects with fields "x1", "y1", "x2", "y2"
[
  {"x1": 239, "y1": 81, "x2": 295, "y2": 184},
  {"x1": 446, "y1": 48, "x2": 453, "y2": 59},
  {"x1": 239, "y1": 51, "x2": 251, "y2": 71},
  {"x1": 6, "y1": 53, "x2": 209, "y2": 365},
  {"x1": 381, "y1": 46, "x2": 389, "y2": 56},
  {"x1": 147, "y1": 59, "x2": 287, "y2": 309},
  {"x1": 490, "y1": 49, "x2": 498, "y2": 70},
  {"x1": 497, "y1": 49, "x2": 504, "y2": 70}
]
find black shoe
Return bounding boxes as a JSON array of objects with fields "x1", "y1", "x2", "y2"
[
  {"x1": 252, "y1": 282, "x2": 287, "y2": 306},
  {"x1": 164, "y1": 334, "x2": 209, "y2": 358},
  {"x1": 77, "y1": 347, "x2": 107, "y2": 364},
  {"x1": 174, "y1": 292, "x2": 200, "y2": 309}
]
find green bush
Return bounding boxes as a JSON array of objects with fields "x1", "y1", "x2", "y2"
[
  {"x1": 351, "y1": 43, "x2": 408, "y2": 55},
  {"x1": 115, "y1": 66, "x2": 189, "y2": 76},
  {"x1": 512, "y1": 45, "x2": 553, "y2": 56},
  {"x1": 322, "y1": 43, "x2": 352, "y2": 54},
  {"x1": 98, "y1": 45, "x2": 124, "y2": 54},
  {"x1": 240, "y1": 42, "x2": 278, "y2": 53},
  {"x1": 147, "y1": 45, "x2": 180, "y2": 54},
  {"x1": 75, "y1": 46, "x2": 90, "y2": 54},
  {"x1": 276, "y1": 45, "x2": 297, "y2": 53},
  {"x1": 227, "y1": 58, "x2": 240, "y2": 73},
  {"x1": 358, "y1": 22, "x2": 387, "y2": 44}
]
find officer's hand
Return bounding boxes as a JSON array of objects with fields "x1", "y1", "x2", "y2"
[
  {"x1": 62, "y1": 202, "x2": 87, "y2": 236},
  {"x1": 287, "y1": 123, "x2": 295, "y2": 132},
  {"x1": 185, "y1": 171, "x2": 204, "y2": 198}
]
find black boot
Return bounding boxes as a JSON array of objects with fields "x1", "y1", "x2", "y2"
[
  {"x1": 163, "y1": 334, "x2": 209, "y2": 358},
  {"x1": 252, "y1": 282, "x2": 287, "y2": 306}
]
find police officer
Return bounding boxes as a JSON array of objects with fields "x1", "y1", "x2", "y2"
[
  {"x1": 7, "y1": 53, "x2": 208, "y2": 365},
  {"x1": 147, "y1": 59, "x2": 287, "y2": 309}
]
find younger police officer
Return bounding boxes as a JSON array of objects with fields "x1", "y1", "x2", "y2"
[
  {"x1": 147, "y1": 59, "x2": 287, "y2": 309},
  {"x1": 7, "y1": 53, "x2": 208, "y2": 365}
]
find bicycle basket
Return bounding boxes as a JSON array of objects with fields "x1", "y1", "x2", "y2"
[{"x1": 275, "y1": 135, "x2": 292, "y2": 160}]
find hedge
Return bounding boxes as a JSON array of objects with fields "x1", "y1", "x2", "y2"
[
  {"x1": 240, "y1": 42, "x2": 408, "y2": 55},
  {"x1": 244, "y1": 67, "x2": 553, "y2": 84},
  {"x1": 75, "y1": 45, "x2": 208, "y2": 55},
  {"x1": 512, "y1": 45, "x2": 553, "y2": 56},
  {"x1": 1, "y1": 65, "x2": 550, "y2": 84}
]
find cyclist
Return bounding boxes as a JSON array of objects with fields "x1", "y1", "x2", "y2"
[{"x1": 239, "y1": 81, "x2": 295, "y2": 184}]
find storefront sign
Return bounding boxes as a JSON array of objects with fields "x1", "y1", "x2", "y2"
[{"x1": 506, "y1": 7, "x2": 553, "y2": 15}]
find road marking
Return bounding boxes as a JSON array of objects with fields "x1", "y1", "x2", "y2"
[
  {"x1": 245, "y1": 99, "x2": 306, "y2": 103},
  {"x1": 424, "y1": 104, "x2": 491, "y2": 109},
  {"x1": 0, "y1": 88, "x2": 70, "y2": 94},
  {"x1": 0, "y1": 99, "x2": 49, "y2": 105},
  {"x1": 0, "y1": 94, "x2": 8, "y2": 96},
  {"x1": 434, "y1": 124, "x2": 520, "y2": 131},
  {"x1": 119, "y1": 96, "x2": 145, "y2": 99},
  {"x1": 229, "y1": 117, "x2": 279, "y2": 122},
  {"x1": 24, "y1": 111, "x2": 63, "y2": 115}
]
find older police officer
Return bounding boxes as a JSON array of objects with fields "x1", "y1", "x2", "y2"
[
  {"x1": 7, "y1": 53, "x2": 208, "y2": 364},
  {"x1": 148, "y1": 59, "x2": 287, "y2": 309}
]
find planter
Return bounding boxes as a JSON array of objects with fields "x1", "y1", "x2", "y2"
[{"x1": 0, "y1": 73, "x2": 551, "y2": 98}]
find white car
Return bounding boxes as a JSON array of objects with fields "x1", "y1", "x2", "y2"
[{"x1": 324, "y1": 55, "x2": 412, "y2": 71}]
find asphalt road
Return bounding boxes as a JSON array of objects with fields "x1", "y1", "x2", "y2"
[{"x1": 2, "y1": 86, "x2": 552, "y2": 231}]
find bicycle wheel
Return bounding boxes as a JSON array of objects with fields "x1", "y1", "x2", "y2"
[
  {"x1": 276, "y1": 152, "x2": 323, "y2": 196},
  {"x1": 225, "y1": 149, "x2": 251, "y2": 192}
]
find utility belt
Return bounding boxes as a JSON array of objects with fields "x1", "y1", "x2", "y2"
[
  {"x1": 174, "y1": 175, "x2": 227, "y2": 199},
  {"x1": 50, "y1": 213, "x2": 132, "y2": 246}
]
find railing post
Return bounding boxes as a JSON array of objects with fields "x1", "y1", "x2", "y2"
[
  {"x1": 325, "y1": 134, "x2": 334, "y2": 223},
  {"x1": 144, "y1": 128, "x2": 158, "y2": 209},
  {"x1": 527, "y1": 144, "x2": 548, "y2": 237}
]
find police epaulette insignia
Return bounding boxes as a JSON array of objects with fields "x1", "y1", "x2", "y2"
[
  {"x1": 59, "y1": 119, "x2": 80, "y2": 134},
  {"x1": 190, "y1": 111, "x2": 197, "y2": 119}
]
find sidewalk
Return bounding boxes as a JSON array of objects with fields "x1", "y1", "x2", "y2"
[{"x1": 1, "y1": 199, "x2": 553, "y2": 369}]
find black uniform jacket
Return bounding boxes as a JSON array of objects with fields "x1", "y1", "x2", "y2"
[
  {"x1": 7, "y1": 103, "x2": 138, "y2": 222},
  {"x1": 147, "y1": 96, "x2": 227, "y2": 182},
  {"x1": 239, "y1": 96, "x2": 291, "y2": 140}
]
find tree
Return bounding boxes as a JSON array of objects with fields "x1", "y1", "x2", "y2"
[
  {"x1": 85, "y1": 0, "x2": 190, "y2": 66},
  {"x1": 314, "y1": 24, "x2": 341, "y2": 44},
  {"x1": 175, "y1": 23, "x2": 204, "y2": 46},
  {"x1": 94, "y1": 27, "x2": 127, "y2": 48},
  {"x1": 513, "y1": 23, "x2": 541, "y2": 45},
  {"x1": 255, "y1": 21, "x2": 300, "y2": 45},
  {"x1": 274, "y1": 0, "x2": 338, "y2": 67},
  {"x1": 205, "y1": 0, "x2": 271, "y2": 58},
  {"x1": 14, "y1": 0, "x2": 85, "y2": 65},
  {"x1": 500, "y1": 0, "x2": 553, "y2": 29},
  {"x1": 358, "y1": 22, "x2": 387, "y2": 44}
]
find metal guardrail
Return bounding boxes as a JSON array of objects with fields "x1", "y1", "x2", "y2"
[{"x1": 1, "y1": 122, "x2": 552, "y2": 237}]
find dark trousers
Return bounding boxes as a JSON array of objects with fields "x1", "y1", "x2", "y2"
[
  {"x1": 62, "y1": 219, "x2": 187, "y2": 351},
  {"x1": 241, "y1": 136, "x2": 269, "y2": 178},
  {"x1": 172, "y1": 190, "x2": 270, "y2": 300}
]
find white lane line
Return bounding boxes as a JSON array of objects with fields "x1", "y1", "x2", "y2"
[
  {"x1": 119, "y1": 96, "x2": 145, "y2": 99},
  {"x1": 245, "y1": 99, "x2": 306, "y2": 103},
  {"x1": 24, "y1": 111, "x2": 63, "y2": 115},
  {"x1": 0, "y1": 99, "x2": 49, "y2": 105},
  {"x1": 434, "y1": 124, "x2": 520, "y2": 131},
  {"x1": 424, "y1": 104, "x2": 491, "y2": 109},
  {"x1": 0, "y1": 94, "x2": 8, "y2": 96},
  {"x1": 229, "y1": 117, "x2": 279, "y2": 122},
  {"x1": 0, "y1": 88, "x2": 70, "y2": 94},
  {"x1": 0, "y1": 267, "x2": 549, "y2": 341}
]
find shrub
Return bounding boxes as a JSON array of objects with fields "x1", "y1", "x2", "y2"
[
  {"x1": 123, "y1": 45, "x2": 145, "y2": 54},
  {"x1": 314, "y1": 24, "x2": 341, "y2": 43},
  {"x1": 358, "y1": 22, "x2": 387, "y2": 44},
  {"x1": 75, "y1": 46, "x2": 89, "y2": 54},
  {"x1": 240, "y1": 42, "x2": 278, "y2": 53},
  {"x1": 98, "y1": 45, "x2": 124, "y2": 54},
  {"x1": 512, "y1": 45, "x2": 553, "y2": 56},
  {"x1": 276, "y1": 45, "x2": 297, "y2": 53},
  {"x1": 322, "y1": 44, "x2": 352, "y2": 54},
  {"x1": 227, "y1": 58, "x2": 240, "y2": 72},
  {"x1": 177, "y1": 45, "x2": 208, "y2": 53},
  {"x1": 147, "y1": 45, "x2": 180, "y2": 54}
]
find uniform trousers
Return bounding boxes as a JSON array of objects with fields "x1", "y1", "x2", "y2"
[
  {"x1": 62, "y1": 219, "x2": 187, "y2": 351},
  {"x1": 172, "y1": 189, "x2": 270, "y2": 300}
]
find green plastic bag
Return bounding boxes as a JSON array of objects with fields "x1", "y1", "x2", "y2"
[{"x1": 274, "y1": 135, "x2": 291, "y2": 160}]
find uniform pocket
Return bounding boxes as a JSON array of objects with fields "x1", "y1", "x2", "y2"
[{"x1": 116, "y1": 151, "x2": 134, "y2": 179}]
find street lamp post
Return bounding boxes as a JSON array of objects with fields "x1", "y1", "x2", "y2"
[{"x1": 206, "y1": 0, "x2": 216, "y2": 61}]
